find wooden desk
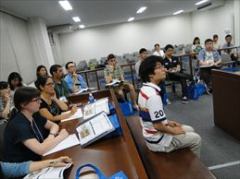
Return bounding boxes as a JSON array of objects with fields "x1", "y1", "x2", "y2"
[
  {"x1": 44, "y1": 89, "x2": 147, "y2": 179},
  {"x1": 212, "y1": 70, "x2": 240, "y2": 140}
]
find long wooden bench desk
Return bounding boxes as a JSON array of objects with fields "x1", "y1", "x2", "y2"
[
  {"x1": 212, "y1": 69, "x2": 240, "y2": 140},
  {"x1": 126, "y1": 115, "x2": 215, "y2": 179},
  {"x1": 44, "y1": 89, "x2": 147, "y2": 179}
]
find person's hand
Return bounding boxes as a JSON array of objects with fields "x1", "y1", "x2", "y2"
[
  {"x1": 3, "y1": 93, "x2": 10, "y2": 101},
  {"x1": 70, "y1": 106, "x2": 77, "y2": 115},
  {"x1": 58, "y1": 129, "x2": 69, "y2": 139},
  {"x1": 173, "y1": 126, "x2": 185, "y2": 135},
  {"x1": 168, "y1": 121, "x2": 181, "y2": 127},
  {"x1": 73, "y1": 73, "x2": 78, "y2": 79},
  {"x1": 50, "y1": 156, "x2": 72, "y2": 167}
]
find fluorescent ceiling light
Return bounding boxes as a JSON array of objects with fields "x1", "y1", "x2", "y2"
[
  {"x1": 173, "y1": 10, "x2": 184, "y2": 15},
  {"x1": 195, "y1": 0, "x2": 209, "y2": 6},
  {"x1": 137, "y1": 6, "x2": 147, "y2": 14},
  {"x1": 58, "y1": 1, "x2": 72, "y2": 11},
  {"x1": 128, "y1": 17, "x2": 135, "y2": 22},
  {"x1": 79, "y1": 25, "x2": 85, "y2": 29},
  {"x1": 72, "y1": 16, "x2": 81, "y2": 22}
]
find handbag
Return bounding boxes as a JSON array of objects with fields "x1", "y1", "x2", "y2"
[{"x1": 75, "y1": 163, "x2": 128, "y2": 179}]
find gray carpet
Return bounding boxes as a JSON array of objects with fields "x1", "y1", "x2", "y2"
[{"x1": 164, "y1": 94, "x2": 240, "y2": 179}]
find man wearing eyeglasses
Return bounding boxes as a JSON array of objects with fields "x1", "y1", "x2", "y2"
[{"x1": 64, "y1": 61, "x2": 88, "y2": 93}]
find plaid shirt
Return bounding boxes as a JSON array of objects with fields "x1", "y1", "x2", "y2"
[{"x1": 104, "y1": 65, "x2": 124, "y2": 81}]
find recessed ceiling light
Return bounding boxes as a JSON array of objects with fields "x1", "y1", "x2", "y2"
[
  {"x1": 79, "y1": 25, "x2": 85, "y2": 29},
  {"x1": 72, "y1": 16, "x2": 81, "y2": 22},
  {"x1": 58, "y1": 0, "x2": 72, "y2": 11},
  {"x1": 195, "y1": 0, "x2": 209, "y2": 6},
  {"x1": 173, "y1": 10, "x2": 184, "y2": 15},
  {"x1": 137, "y1": 6, "x2": 147, "y2": 14},
  {"x1": 128, "y1": 17, "x2": 135, "y2": 22}
]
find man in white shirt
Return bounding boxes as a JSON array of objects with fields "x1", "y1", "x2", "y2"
[
  {"x1": 138, "y1": 55, "x2": 201, "y2": 157},
  {"x1": 198, "y1": 39, "x2": 222, "y2": 92},
  {"x1": 212, "y1": 34, "x2": 221, "y2": 50},
  {"x1": 135, "y1": 48, "x2": 148, "y2": 78},
  {"x1": 153, "y1": 43, "x2": 165, "y2": 58}
]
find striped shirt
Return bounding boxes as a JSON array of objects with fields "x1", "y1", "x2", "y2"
[
  {"x1": 138, "y1": 82, "x2": 172, "y2": 149},
  {"x1": 104, "y1": 65, "x2": 123, "y2": 81}
]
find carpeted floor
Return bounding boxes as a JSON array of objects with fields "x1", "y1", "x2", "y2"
[{"x1": 163, "y1": 94, "x2": 240, "y2": 179}]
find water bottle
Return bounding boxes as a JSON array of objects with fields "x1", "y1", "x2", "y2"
[{"x1": 88, "y1": 92, "x2": 95, "y2": 103}]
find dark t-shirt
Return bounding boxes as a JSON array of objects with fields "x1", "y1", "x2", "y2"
[
  {"x1": 163, "y1": 56, "x2": 180, "y2": 70},
  {"x1": 40, "y1": 98, "x2": 62, "y2": 116},
  {"x1": 3, "y1": 112, "x2": 48, "y2": 162}
]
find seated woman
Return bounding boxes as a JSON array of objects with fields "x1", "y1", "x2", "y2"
[
  {"x1": 1, "y1": 156, "x2": 72, "y2": 178},
  {"x1": 35, "y1": 76, "x2": 77, "y2": 122},
  {"x1": 104, "y1": 54, "x2": 138, "y2": 109},
  {"x1": 0, "y1": 82, "x2": 11, "y2": 119},
  {"x1": 36, "y1": 65, "x2": 49, "y2": 78},
  {"x1": 2, "y1": 87, "x2": 69, "y2": 165}
]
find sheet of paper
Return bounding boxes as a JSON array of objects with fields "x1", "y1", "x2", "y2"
[
  {"x1": 76, "y1": 112, "x2": 114, "y2": 146},
  {"x1": 24, "y1": 163, "x2": 72, "y2": 179},
  {"x1": 43, "y1": 134, "x2": 80, "y2": 156},
  {"x1": 83, "y1": 98, "x2": 109, "y2": 119},
  {"x1": 73, "y1": 88, "x2": 88, "y2": 95},
  {"x1": 105, "y1": 79, "x2": 121, "y2": 86},
  {"x1": 61, "y1": 108, "x2": 83, "y2": 122}
]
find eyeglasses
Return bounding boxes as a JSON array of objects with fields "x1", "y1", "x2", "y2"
[
  {"x1": 155, "y1": 65, "x2": 165, "y2": 70},
  {"x1": 31, "y1": 97, "x2": 41, "y2": 103},
  {"x1": 45, "y1": 82, "x2": 54, "y2": 86}
]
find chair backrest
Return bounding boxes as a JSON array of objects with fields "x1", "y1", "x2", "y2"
[
  {"x1": 77, "y1": 60, "x2": 88, "y2": 71},
  {"x1": 0, "y1": 119, "x2": 7, "y2": 160}
]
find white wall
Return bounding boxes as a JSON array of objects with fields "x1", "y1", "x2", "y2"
[
  {"x1": 191, "y1": 0, "x2": 234, "y2": 45},
  {"x1": 0, "y1": 12, "x2": 36, "y2": 83},
  {"x1": 59, "y1": 0, "x2": 237, "y2": 63},
  {"x1": 59, "y1": 13, "x2": 192, "y2": 62}
]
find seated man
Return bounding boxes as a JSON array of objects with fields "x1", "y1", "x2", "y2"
[
  {"x1": 222, "y1": 34, "x2": 238, "y2": 65},
  {"x1": 163, "y1": 44, "x2": 192, "y2": 103},
  {"x1": 64, "y1": 61, "x2": 88, "y2": 93},
  {"x1": 104, "y1": 54, "x2": 138, "y2": 109},
  {"x1": 138, "y1": 55, "x2": 201, "y2": 157},
  {"x1": 153, "y1": 43, "x2": 165, "y2": 58},
  {"x1": 0, "y1": 81, "x2": 11, "y2": 119},
  {"x1": 50, "y1": 64, "x2": 70, "y2": 100},
  {"x1": 198, "y1": 39, "x2": 222, "y2": 92}
]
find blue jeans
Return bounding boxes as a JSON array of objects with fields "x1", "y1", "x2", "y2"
[{"x1": 1, "y1": 161, "x2": 30, "y2": 178}]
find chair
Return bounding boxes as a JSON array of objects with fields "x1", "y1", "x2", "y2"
[{"x1": 77, "y1": 60, "x2": 88, "y2": 71}]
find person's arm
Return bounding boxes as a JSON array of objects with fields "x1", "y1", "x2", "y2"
[
  {"x1": 23, "y1": 129, "x2": 69, "y2": 155},
  {"x1": 104, "y1": 67, "x2": 113, "y2": 83},
  {"x1": 78, "y1": 75, "x2": 88, "y2": 88},
  {"x1": 29, "y1": 156, "x2": 72, "y2": 172},
  {"x1": 198, "y1": 50, "x2": 209, "y2": 66},
  {"x1": 147, "y1": 95, "x2": 185, "y2": 135},
  {"x1": 1, "y1": 97, "x2": 11, "y2": 118},
  {"x1": 52, "y1": 96, "x2": 68, "y2": 111},
  {"x1": 44, "y1": 120, "x2": 59, "y2": 136},
  {"x1": 39, "y1": 108, "x2": 75, "y2": 122},
  {"x1": 64, "y1": 75, "x2": 74, "y2": 92}
]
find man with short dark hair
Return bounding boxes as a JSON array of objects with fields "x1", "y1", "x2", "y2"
[
  {"x1": 104, "y1": 54, "x2": 138, "y2": 109},
  {"x1": 163, "y1": 44, "x2": 192, "y2": 103},
  {"x1": 198, "y1": 39, "x2": 222, "y2": 91},
  {"x1": 138, "y1": 55, "x2": 201, "y2": 156},
  {"x1": 50, "y1": 64, "x2": 70, "y2": 99},
  {"x1": 64, "y1": 61, "x2": 87, "y2": 93},
  {"x1": 153, "y1": 43, "x2": 165, "y2": 58},
  {"x1": 222, "y1": 34, "x2": 238, "y2": 63},
  {"x1": 135, "y1": 48, "x2": 148, "y2": 77}
]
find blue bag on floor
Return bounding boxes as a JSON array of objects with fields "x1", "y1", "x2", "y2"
[
  {"x1": 119, "y1": 101, "x2": 134, "y2": 116},
  {"x1": 75, "y1": 163, "x2": 128, "y2": 179},
  {"x1": 187, "y1": 82, "x2": 206, "y2": 100}
]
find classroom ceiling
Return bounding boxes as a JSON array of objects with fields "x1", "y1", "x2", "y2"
[{"x1": 0, "y1": 0, "x2": 224, "y2": 28}]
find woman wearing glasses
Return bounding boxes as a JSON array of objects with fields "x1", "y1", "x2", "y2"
[
  {"x1": 2, "y1": 87, "x2": 69, "y2": 176},
  {"x1": 35, "y1": 76, "x2": 77, "y2": 122}
]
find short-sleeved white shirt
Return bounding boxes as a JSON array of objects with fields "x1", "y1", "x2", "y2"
[{"x1": 138, "y1": 82, "x2": 172, "y2": 148}]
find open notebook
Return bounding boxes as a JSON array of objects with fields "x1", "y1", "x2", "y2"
[
  {"x1": 105, "y1": 79, "x2": 124, "y2": 87},
  {"x1": 61, "y1": 108, "x2": 83, "y2": 122},
  {"x1": 24, "y1": 163, "x2": 72, "y2": 179},
  {"x1": 43, "y1": 112, "x2": 115, "y2": 156}
]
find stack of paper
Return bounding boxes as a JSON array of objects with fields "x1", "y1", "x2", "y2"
[
  {"x1": 43, "y1": 134, "x2": 80, "y2": 156},
  {"x1": 61, "y1": 108, "x2": 83, "y2": 122},
  {"x1": 24, "y1": 163, "x2": 72, "y2": 179}
]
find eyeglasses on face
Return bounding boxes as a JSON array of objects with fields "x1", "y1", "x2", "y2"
[
  {"x1": 45, "y1": 82, "x2": 54, "y2": 86},
  {"x1": 31, "y1": 97, "x2": 41, "y2": 103}
]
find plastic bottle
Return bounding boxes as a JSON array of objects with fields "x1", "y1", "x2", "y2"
[{"x1": 88, "y1": 92, "x2": 96, "y2": 103}]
